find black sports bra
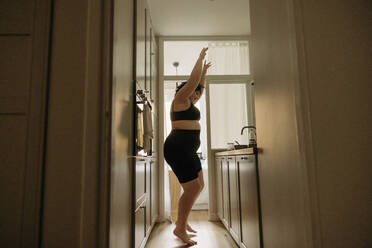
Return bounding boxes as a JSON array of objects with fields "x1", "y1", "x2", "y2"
[{"x1": 171, "y1": 102, "x2": 200, "y2": 121}]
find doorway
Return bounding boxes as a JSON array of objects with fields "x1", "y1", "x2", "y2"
[
  {"x1": 158, "y1": 38, "x2": 253, "y2": 222},
  {"x1": 163, "y1": 80, "x2": 210, "y2": 220}
]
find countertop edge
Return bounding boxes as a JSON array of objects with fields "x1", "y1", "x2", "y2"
[
  {"x1": 215, "y1": 147, "x2": 256, "y2": 156},
  {"x1": 130, "y1": 155, "x2": 157, "y2": 160}
]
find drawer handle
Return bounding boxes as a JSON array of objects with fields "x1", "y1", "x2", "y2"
[
  {"x1": 241, "y1": 157, "x2": 248, "y2": 160},
  {"x1": 228, "y1": 157, "x2": 233, "y2": 160}
]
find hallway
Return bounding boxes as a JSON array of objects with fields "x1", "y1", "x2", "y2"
[
  {"x1": 145, "y1": 211, "x2": 238, "y2": 248},
  {"x1": 0, "y1": 0, "x2": 371, "y2": 247}
]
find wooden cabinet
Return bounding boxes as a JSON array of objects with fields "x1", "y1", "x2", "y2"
[
  {"x1": 134, "y1": 157, "x2": 157, "y2": 248},
  {"x1": 136, "y1": 159, "x2": 146, "y2": 203},
  {"x1": 221, "y1": 156, "x2": 230, "y2": 228},
  {"x1": 135, "y1": 0, "x2": 146, "y2": 91},
  {"x1": 215, "y1": 157, "x2": 223, "y2": 220},
  {"x1": 135, "y1": 199, "x2": 146, "y2": 248},
  {"x1": 237, "y1": 155, "x2": 261, "y2": 248},
  {"x1": 150, "y1": 28, "x2": 157, "y2": 103},
  {"x1": 145, "y1": 160, "x2": 151, "y2": 236},
  {"x1": 0, "y1": 1, "x2": 51, "y2": 246},
  {"x1": 228, "y1": 156, "x2": 241, "y2": 243},
  {"x1": 216, "y1": 153, "x2": 262, "y2": 248},
  {"x1": 134, "y1": 0, "x2": 158, "y2": 247},
  {"x1": 145, "y1": 8, "x2": 151, "y2": 92},
  {"x1": 134, "y1": 158, "x2": 146, "y2": 248},
  {"x1": 150, "y1": 160, "x2": 158, "y2": 225}
]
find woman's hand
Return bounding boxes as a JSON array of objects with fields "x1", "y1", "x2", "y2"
[
  {"x1": 199, "y1": 47, "x2": 208, "y2": 60},
  {"x1": 202, "y1": 61, "x2": 212, "y2": 73}
]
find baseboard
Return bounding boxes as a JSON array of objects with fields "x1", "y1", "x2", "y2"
[
  {"x1": 139, "y1": 223, "x2": 155, "y2": 248},
  {"x1": 191, "y1": 203, "x2": 208, "y2": 210},
  {"x1": 152, "y1": 214, "x2": 159, "y2": 224},
  {"x1": 208, "y1": 213, "x2": 220, "y2": 221},
  {"x1": 156, "y1": 215, "x2": 172, "y2": 223}
]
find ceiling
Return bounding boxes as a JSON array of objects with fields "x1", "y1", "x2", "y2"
[{"x1": 147, "y1": 0, "x2": 251, "y2": 36}]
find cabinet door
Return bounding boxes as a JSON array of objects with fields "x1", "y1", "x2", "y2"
[
  {"x1": 136, "y1": 159, "x2": 146, "y2": 203},
  {"x1": 150, "y1": 159, "x2": 158, "y2": 225},
  {"x1": 150, "y1": 29, "x2": 157, "y2": 157},
  {"x1": 237, "y1": 155, "x2": 260, "y2": 248},
  {"x1": 145, "y1": 160, "x2": 151, "y2": 235},
  {"x1": 150, "y1": 28, "x2": 157, "y2": 102},
  {"x1": 228, "y1": 156, "x2": 241, "y2": 243},
  {"x1": 135, "y1": 0, "x2": 145, "y2": 90},
  {"x1": 215, "y1": 156, "x2": 223, "y2": 220},
  {"x1": 135, "y1": 200, "x2": 146, "y2": 248},
  {"x1": 145, "y1": 8, "x2": 151, "y2": 91},
  {"x1": 221, "y1": 157, "x2": 230, "y2": 228},
  {"x1": 0, "y1": 1, "x2": 51, "y2": 246}
]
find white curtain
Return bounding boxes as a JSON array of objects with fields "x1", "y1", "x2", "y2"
[
  {"x1": 207, "y1": 41, "x2": 249, "y2": 75},
  {"x1": 209, "y1": 83, "x2": 249, "y2": 149}
]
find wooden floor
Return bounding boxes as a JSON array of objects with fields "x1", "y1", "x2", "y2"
[{"x1": 145, "y1": 210, "x2": 239, "y2": 248}]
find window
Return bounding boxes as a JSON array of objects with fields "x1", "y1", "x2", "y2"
[
  {"x1": 164, "y1": 40, "x2": 249, "y2": 76},
  {"x1": 209, "y1": 82, "x2": 249, "y2": 149}
]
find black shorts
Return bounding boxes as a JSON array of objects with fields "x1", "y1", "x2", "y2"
[{"x1": 163, "y1": 129, "x2": 202, "y2": 184}]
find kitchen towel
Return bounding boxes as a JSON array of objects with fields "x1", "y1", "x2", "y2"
[
  {"x1": 143, "y1": 102, "x2": 153, "y2": 153},
  {"x1": 137, "y1": 109, "x2": 144, "y2": 149}
]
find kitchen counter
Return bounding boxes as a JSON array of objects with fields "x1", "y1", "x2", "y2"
[
  {"x1": 215, "y1": 147, "x2": 256, "y2": 156},
  {"x1": 214, "y1": 146, "x2": 262, "y2": 248}
]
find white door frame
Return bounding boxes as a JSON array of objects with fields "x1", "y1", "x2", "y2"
[{"x1": 157, "y1": 36, "x2": 252, "y2": 221}]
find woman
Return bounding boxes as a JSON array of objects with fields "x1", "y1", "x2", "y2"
[{"x1": 164, "y1": 47, "x2": 212, "y2": 245}]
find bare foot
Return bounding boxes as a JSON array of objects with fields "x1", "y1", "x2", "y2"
[
  {"x1": 173, "y1": 227, "x2": 197, "y2": 246},
  {"x1": 186, "y1": 223, "x2": 197, "y2": 233}
]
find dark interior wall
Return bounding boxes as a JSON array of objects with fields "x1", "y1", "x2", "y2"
[
  {"x1": 109, "y1": 0, "x2": 134, "y2": 247},
  {"x1": 250, "y1": 0, "x2": 372, "y2": 247},
  {"x1": 249, "y1": 0, "x2": 312, "y2": 247},
  {"x1": 0, "y1": 0, "x2": 51, "y2": 247},
  {"x1": 42, "y1": 0, "x2": 105, "y2": 247},
  {"x1": 298, "y1": 0, "x2": 372, "y2": 246}
]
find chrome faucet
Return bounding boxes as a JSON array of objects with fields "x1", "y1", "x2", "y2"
[{"x1": 241, "y1": 125, "x2": 256, "y2": 135}]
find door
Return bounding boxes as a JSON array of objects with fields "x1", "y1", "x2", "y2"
[
  {"x1": 0, "y1": 0, "x2": 51, "y2": 247},
  {"x1": 135, "y1": 0, "x2": 146, "y2": 91},
  {"x1": 135, "y1": 200, "x2": 146, "y2": 248},
  {"x1": 215, "y1": 156, "x2": 223, "y2": 219},
  {"x1": 228, "y1": 156, "x2": 241, "y2": 243},
  {"x1": 221, "y1": 157, "x2": 230, "y2": 228},
  {"x1": 150, "y1": 159, "x2": 158, "y2": 225},
  {"x1": 237, "y1": 155, "x2": 261, "y2": 248},
  {"x1": 146, "y1": 160, "x2": 151, "y2": 235}
]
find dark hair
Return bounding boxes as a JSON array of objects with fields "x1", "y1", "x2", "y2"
[{"x1": 175, "y1": 81, "x2": 202, "y2": 94}]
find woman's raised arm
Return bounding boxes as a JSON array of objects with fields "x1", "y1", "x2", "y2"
[
  {"x1": 198, "y1": 61, "x2": 212, "y2": 96},
  {"x1": 174, "y1": 47, "x2": 208, "y2": 102}
]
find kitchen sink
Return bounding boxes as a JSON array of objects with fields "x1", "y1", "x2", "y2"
[{"x1": 234, "y1": 144, "x2": 248, "y2": 149}]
